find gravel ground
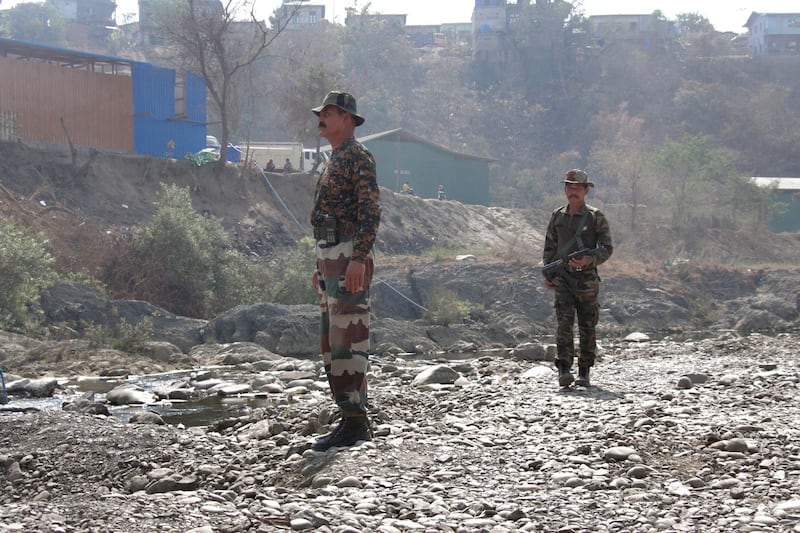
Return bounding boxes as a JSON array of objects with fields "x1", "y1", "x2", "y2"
[{"x1": 1, "y1": 332, "x2": 800, "y2": 533}]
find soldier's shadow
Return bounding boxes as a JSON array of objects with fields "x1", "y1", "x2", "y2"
[{"x1": 557, "y1": 385, "x2": 624, "y2": 401}]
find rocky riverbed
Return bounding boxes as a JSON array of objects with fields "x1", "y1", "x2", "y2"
[{"x1": 2, "y1": 332, "x2": 800, "y2": 532}]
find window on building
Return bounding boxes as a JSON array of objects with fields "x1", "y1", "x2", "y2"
[{"x1": 174, "y1": 71, "x2": 186, "y2": 118}]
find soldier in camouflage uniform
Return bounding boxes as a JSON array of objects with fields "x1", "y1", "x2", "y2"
[
  {"x1": 543, "y1": 169, "x2": 613, "y2": 388},
  {"x1": 309, "y1": 91, "x2": 381, "y2": 451}
]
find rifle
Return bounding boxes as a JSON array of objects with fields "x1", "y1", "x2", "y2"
[
  {"x1": 0, "y1": 365, "x2": 7, "y2": 404},
  {"x1": 541, "y1": 246, "x2": 602, "y2": 283}
]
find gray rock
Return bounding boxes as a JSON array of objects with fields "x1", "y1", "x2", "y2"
[
  {"x1": 129, "y1": 411, "x2": 165, "y2": 425},
  {"x1": 107, "y1": 384, "x2": 157, "y2": 405},
  {"x1": 511, "y1": 342, "x2": 550, "y2": 362},
  {"x1": 604, "y1": 446, "x2": 638, "y2": 461},
  {"x1": 412, "y1": 364, "x2": 461, "y2": 386}
]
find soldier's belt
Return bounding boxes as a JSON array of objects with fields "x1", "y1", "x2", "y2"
[{"x1": 312, "y1": 222, "x2": 356, "y2": 241}]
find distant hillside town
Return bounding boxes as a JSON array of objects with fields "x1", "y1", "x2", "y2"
[{"x1": 1, "y1": 1, "x2": 798, "y2": 58}]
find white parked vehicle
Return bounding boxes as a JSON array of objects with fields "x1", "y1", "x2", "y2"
[{"x1": 302, "y1": 149, "x2": 329, "y2": 173}]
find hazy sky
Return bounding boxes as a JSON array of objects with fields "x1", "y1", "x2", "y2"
[{"x1": 2, "y1": 0, "x2": 798, "y2": 33}]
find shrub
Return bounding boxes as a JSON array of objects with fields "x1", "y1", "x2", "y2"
[
  {"x1": 423, "y1": 287, "x2": 473, "y2": 326},
  {"x1": 263, "y1": 237, "x2": 317, "y2": 305},
  {"x1": 85, "y1": 317, "x2": 153, "y2": 352},
  {"x1": 107, "y1": 184, "x2": 238, "y2": 317},
  {"x1": 0, "y1": 221, "x2": 58, "y2": 330},
  {"x1": 104, "y1": 184, "x2": 317, "y2": 317}
]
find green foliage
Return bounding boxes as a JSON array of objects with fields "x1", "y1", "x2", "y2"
[
  {"x1": 114, "y1": 184, "x2": 253, "y2": 317},
  {"x1": 206, "y1": 237, "x2": 316, "y2": 309},
  {"x1": 423, "y1": 288, "x2": 474, "y2": 326},
  {"x1": 280, "y1": 66, "x2": 343, "y2": 142},
  {"x1": 106, "y1": 184, "x2": 319, "y2": 316},
  {"x1": 1, "y1": 1, "x2": 66, "y2": 45},
  {"x1": 653, "y1": 134, "x2": 736, "y2": 234},
  {"x1": 0, "y1": 222, "x2": 58, "y2": 330},
  {"x1": 86, "y1": 317, "x2": 154, "y2": 353},
  {"x1": 262, "y1": 237, "x2": 317, "y2": 305},
  {"x1": 676, "y1": 12, "x2": 714, "y2": 33},
  {"x1": 688, "y1": 294, "x2": 718, "y2": 327}
]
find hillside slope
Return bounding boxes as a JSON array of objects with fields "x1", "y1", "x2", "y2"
[
  {"x1": 1, "y1": 140, "x2": 799, "y2": 353},
  {"x1": 0, "y1": 140, "x2": 546, "y2": 262},
  {"x1": 2, "y1": 139, "x2": 800, "y2": 279}
]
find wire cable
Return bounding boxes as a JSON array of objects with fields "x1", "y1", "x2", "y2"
[{"x1": 256, "y1": 167, "x2": 429, "y2": 313}]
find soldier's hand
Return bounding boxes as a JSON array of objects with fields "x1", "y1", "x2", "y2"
[
  {"x1": 312, "y1": 271, "x2": 320, "y2": 291},
  {"x1": 345, "y1": 260, "x2": 366, "y2": 293},
  {"x1": 544, "y1": 277, "x2": 555, "y2": 290},
  {"x1": 569, "y1": 256, "x2": 589, "y2": 268}
]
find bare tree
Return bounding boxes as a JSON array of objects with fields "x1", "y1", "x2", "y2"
[
  {"x1": 589, "y1": 104, "x2": 651, "y2": 231},
  {"x1": 152, "y1": 0, "x2": 305, "y2": 171}
]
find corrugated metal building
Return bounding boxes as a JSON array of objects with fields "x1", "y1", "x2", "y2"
[
  {"x1": 325, "y1": 128, "x2": 495, "y2": 206},
  {"x1": 0, "y1": 37, "x2": 206, "y2": 158},
  {"x1": 751, "y1": 177, "x2": 800, "y2": 232}
]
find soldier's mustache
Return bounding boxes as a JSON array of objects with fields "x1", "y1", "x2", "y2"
[{"x1": 318, "y1": 121, "x2": 326, "y2": 128}]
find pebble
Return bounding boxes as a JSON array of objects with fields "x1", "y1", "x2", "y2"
[{"x1": 1, "y1": 334, "x2": 800, "y2": 532}]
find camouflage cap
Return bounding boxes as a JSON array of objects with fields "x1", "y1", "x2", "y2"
[
  {"x1": 312, "y1": 91, "x2": 365, "y2": 127},
  {"x1": 564, "y1": 169, "x2": 594, "y2": 187}
]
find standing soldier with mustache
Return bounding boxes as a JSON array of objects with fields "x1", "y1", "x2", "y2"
[
  {"x1": 543, "y1": 169, "x2": 613, "y2": 388},
  {"x1": 309, "y1": 91, "x2": 381, "y2": 451}
]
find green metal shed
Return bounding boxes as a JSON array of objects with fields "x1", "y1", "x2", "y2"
[
  {"x1": 752, "y1": 177, "x2": 800, "y2": 232},
  {"x1": 326, "y1": 128, "x2": 496, "y2": 206}
]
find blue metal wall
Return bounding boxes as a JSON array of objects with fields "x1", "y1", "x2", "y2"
[{"x1": 132, "y1": 64, "x2": 206, "y2": 158}]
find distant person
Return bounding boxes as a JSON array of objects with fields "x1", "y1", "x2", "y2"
[
  {"x1": 309, "y1": 91, "x2": 381, "y2": 451},
  {"x1": 283, "y1": 158, "x2": 293, "y2": 172},
  {"x1": 401, "y1": 182, "x2": 411, "y2": 194},
  {"x1": 542, "y1": 169, "x2": 613, "y2": 388},
  {"x1": 265, "y1": 159, "x2": 276, "y2": 172},
  {"x1": 437, "y1": 184, "x2": 447, "y2": 200}
]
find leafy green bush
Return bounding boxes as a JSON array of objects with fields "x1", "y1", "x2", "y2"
[
  {"x1": 85, "y1": 317, "x2": 153, "y2": 352},
  {"x1": 423, "y1": 288, "x2": 473, "y2": 326},
  {"x1": 106, "y1": 184, "x2": 317, "y2": 317},
  {"x1": 263, "y1": 237, "x2": 317, "y2": 305},
  {"x1": 0, "y1": 222, "x2": 58, "y2": 330},
  {"x1": 107, "y1": 184, "x2": 242, "y2": 317}
]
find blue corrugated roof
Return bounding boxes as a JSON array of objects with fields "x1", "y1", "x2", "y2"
[{"x1": 0, "y1": 37, "x2": 146, "y2": 68}]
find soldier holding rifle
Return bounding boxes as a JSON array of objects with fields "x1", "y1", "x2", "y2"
[{"x1": 543, "y1": 169, "x2": 613, "y2": 388}]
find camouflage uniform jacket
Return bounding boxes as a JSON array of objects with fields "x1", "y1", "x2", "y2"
[
  {"x1": 311, "y1": 137, "x2": 381, "y2": 263},
  {"x1": 543, "y1": 203, "x2": 613, "y2": 270}
]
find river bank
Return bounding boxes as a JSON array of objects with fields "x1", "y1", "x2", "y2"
[{"x1": 2, "y1": 332, "x2": 799, "y2": 532}]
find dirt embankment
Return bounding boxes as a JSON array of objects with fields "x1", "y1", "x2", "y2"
[
  {"x1": 1, "y1": 139, "x2": 799, "y2": 329},
  {"x1": 0, "y1": 140, "x2": 546, "y2": 260}
]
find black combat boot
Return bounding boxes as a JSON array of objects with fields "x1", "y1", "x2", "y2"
[
  {"x1": 575, "y1": 366, "x2": 590, "y2": 387},
  {"x1": 557, "y1": 360, "x2": 574, "y2": 387},
  {"x1": 311, "y1": 419, "x2": 344, "y2": 451},
  {"x1": 312, "y1": 415, "x2": 372, "y2": 451}
]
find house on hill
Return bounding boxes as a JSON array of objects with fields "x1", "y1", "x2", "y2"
[
  {"x1": 324, "y1": 128, "x2": 495, "y2": 206},
  {"x1": 751, "y1": 177, "x2": 800, "y2": 232},
  {"x1": 587, "y1": 14, "x2": 678, "y2": 49},
  {"x1": 744, "y1": 12, "x2": 800, "y2": 56},
  {"x1": 0, "y1": 37, "x2": 207, "y2": 158}
]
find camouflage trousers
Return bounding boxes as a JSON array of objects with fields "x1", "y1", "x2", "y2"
[
  {"x1": 315, "y1": 239, "x2": 374, "y2": 417},
  {"x1": 553, "y1": 270, "x2": 600, "y2": 369}
]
